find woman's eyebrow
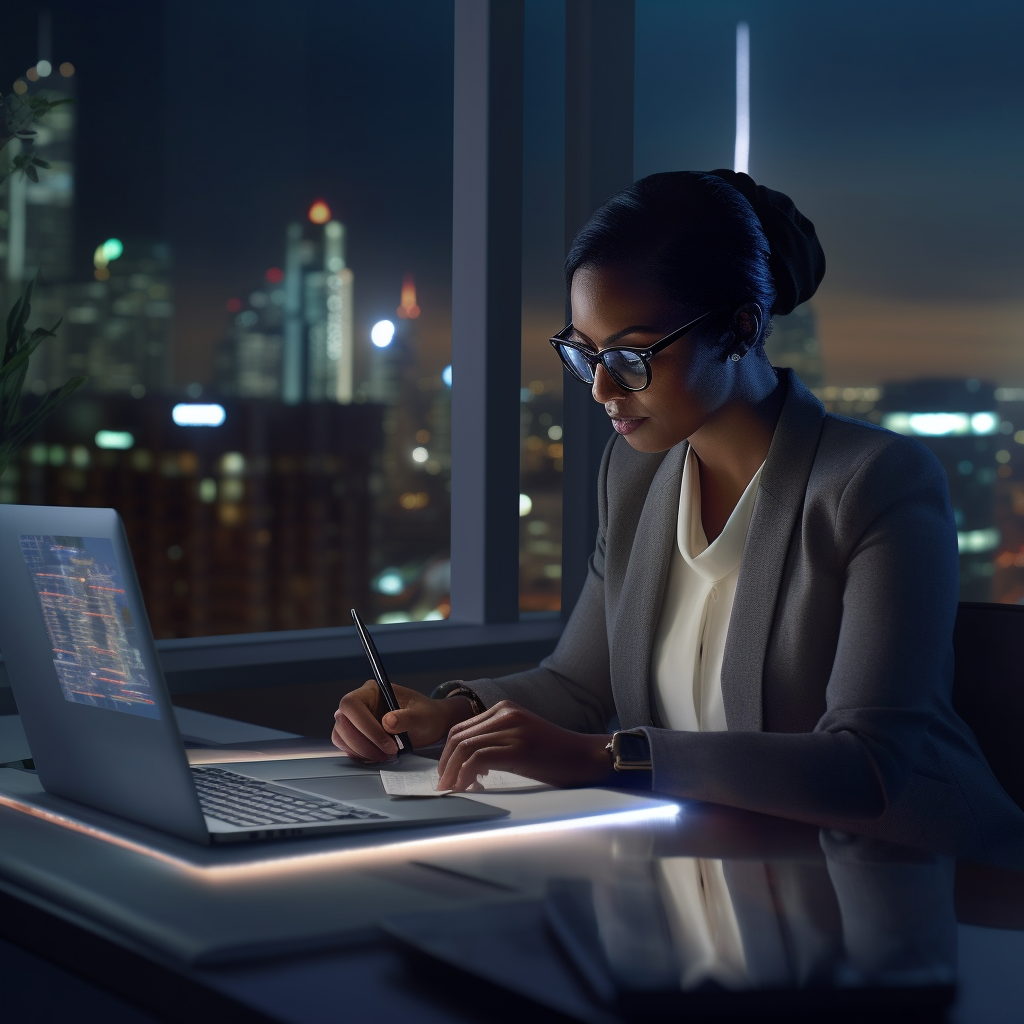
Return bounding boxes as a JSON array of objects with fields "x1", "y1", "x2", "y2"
[{"x1": 572, "y1": 325, "x2": 661, "y2": 348}]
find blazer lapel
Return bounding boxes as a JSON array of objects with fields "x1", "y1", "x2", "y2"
[
  {"x1": 721, "y1": 370, "x2": 827, "y2": 731},
  {"x1": 610, "y1": 439, "x2": 688, "y2": 729}
]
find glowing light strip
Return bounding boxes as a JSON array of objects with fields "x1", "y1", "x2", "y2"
[
  {"x1": 734, "y1": 22, "x2": 750, "y2": 175},
  {"x1": 0, "y1": 791, "x2": 680, "y2": 884}
]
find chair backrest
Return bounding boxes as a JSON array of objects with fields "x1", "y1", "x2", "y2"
[{"x1": 952, "y1": 602, "x2": 1024, "y2": 811}]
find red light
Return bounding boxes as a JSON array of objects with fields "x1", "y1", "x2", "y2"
[
  {"x1": 226, "y1": 298, "x2": 243, "y2": 313},
  {"x1": 265, "y1": 267, "x2": 284, "y2": 284}
]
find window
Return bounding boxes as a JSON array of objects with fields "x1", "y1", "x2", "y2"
[
  {"x1": 1, "y1": 2, "x2": 455, "y2": 637},
  {"x1": 636, "y1": 0, "x2": 1024, "y2": 602}
]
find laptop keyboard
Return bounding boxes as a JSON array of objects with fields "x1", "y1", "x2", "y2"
[{"x1": 191, "y1": 766, "x2": 387, "y2": 828}]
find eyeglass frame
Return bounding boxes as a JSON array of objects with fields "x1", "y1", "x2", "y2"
[{"x1": 548, "y1": 307, "x2": 726, "y2": 392}]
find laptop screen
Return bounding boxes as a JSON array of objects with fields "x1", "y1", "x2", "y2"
[{"x1": 19, "y1": 534, "x2": 161, "y2": 720}]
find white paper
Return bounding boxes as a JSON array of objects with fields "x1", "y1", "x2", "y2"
[{"x1": 379, "y1": 766, "x2": 548, "y2": 797}]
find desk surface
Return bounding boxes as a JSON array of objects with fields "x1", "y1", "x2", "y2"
[{"x1": 1, "y1": 710, "x2": 1023, "y2": 1024}]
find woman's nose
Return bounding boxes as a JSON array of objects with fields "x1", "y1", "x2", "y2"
[{"x1": 591, "y1": 363, "x2": 627, "y2": 404}]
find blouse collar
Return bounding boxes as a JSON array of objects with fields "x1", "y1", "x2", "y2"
[{"x1": 677, "y1": 446, "x2": 765, "y2": 583}]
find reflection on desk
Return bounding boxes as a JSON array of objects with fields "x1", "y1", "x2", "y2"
[{"x1": 0, "y1": 709, "x2": 1023, "y2": 1023}]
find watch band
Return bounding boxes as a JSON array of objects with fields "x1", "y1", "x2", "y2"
[{"x1": 430, "y1": 679, "x2": 486, "y2": 716}]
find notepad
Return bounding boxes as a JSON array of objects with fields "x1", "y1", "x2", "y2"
[{"x1": 380, "y1": 766, "x2": 548, "y2": 797}]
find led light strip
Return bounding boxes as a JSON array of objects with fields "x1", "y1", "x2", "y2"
[{"x1": 0, "y1": 791, "x2": 681, "y2": 884}]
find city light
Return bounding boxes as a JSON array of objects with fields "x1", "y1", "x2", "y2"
[
  {"x1": 36, "y1": 60, "x2": 52, "y2": 78},
  {"x1": 308, "y1": 200, "x2": 331, "y2": 224},
  {"x1": 102, "y1": 238, "x2": 123, "y2": 261},
  {"x1": 94, "y1": 430, "x2": 134, "y2": 451},
  {"x1": 396, "y1": 273, "x2": 421, "y2": 319},
  {"x1": 59, "y1": 62, "x2": 74, "y2": 77},
  {"x1": 172, "y1": 403, "x2": 226, "y2": 427},
  {"x1": 958, "y1": 528, "x2": 1001, "y2": 554},
  {"x1": 970, "y1": 412, "x2": 999, "y2": 434},
  {"x1": 412, "y1": 447, "x2": 429, "y2": 464},
  {"x1": 442, "y1": 364, "x2": 452, "y2": 387},
  {"x1": 881, "y1": 411, "x2": 1000, "y2": 437},
  {"x1": 519, "y1": 493, "x2": 533, "y2": 517},
  {"x1": 375, "y1": 569, "x2": 405, "y2": 595},
  {"x1": 265, "y1": 267, "x2": 284, "y2": 284},
  {"x1": 371, "y1": 320, "x2": 395, "y2": 348}
]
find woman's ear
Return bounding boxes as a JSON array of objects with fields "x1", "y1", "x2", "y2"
[{"x1": 723, "y1": 303, "x2": 763, "y2": 361}]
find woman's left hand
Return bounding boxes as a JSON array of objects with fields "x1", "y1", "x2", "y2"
[{"x1": 436, "y1": 700, "x2": 613, "y2": 791}]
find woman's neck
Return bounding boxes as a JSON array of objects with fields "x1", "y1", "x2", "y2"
[{"x1": 688, "y1": 370, "x2": 785, "y2": 542}]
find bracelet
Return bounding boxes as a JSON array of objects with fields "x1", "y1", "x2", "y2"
[{"x1": 430, "y1": 679, "x2": 486, "y2": 716}]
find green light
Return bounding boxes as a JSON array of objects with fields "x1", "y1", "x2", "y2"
[
  {"x1": 101, "y1": 238, "x2": 124, "y2": 261},
  {"x1": 95, "y1": 430, "x2": 134, "y2": 450}
]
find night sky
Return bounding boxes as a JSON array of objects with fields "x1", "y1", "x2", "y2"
[{"x1": 3, "y1": 1, "x2": 1023, "y2": 389}]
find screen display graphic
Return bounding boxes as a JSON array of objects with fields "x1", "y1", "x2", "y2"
[{"x1": 20, "y1": 534, "x2": 161, "y2": 720}]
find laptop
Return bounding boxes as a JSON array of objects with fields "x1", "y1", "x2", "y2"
[{"x1": 0, "y1": 505, "x2": 506, "y2": 843}]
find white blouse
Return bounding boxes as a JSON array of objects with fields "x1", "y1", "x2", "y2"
[{"x1": 652, "y1": 446, "x2": 764, "y2": 732}]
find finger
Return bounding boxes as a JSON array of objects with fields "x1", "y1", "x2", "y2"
[
  {"x1": 333, "y1": 708, "x2": 396, "y2": 760},
  {"x1": 438, "y1": 729, "x2": 517, "y2": 790},
  {"x1": 381, "y1": 708, "x2": 420, "y2": 735},
  {"x1": 336, "y1": 684, "x2": 398, "y2": 755},
  {"x1": 449, "y1": 745, "x2": 516, "y2": 792},
  {"x1": 437, "y1": 705, "x2": 503, "y2": 775}
]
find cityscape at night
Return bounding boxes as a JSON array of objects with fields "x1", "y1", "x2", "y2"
[{"x1": 1, "y1": 1, "x2": 1023, "y2": 639}]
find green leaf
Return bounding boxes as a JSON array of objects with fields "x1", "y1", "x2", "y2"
[
  {"x1": 31, "y1": 156, "x2": 50, "y2": 169},
  {"x1": 24, "y1": 163, "x2": 38, "y2": 183},
  {"x1": 4, "y1": 279, "x2": 35, "y2": 362},
  {"x1": 2, "y1": 376, "x2": 88, "y2": 454}
]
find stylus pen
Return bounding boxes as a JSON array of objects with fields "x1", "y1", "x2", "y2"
[{"x1": 350, "y1": 608, "x2": 413, "y2": 755}]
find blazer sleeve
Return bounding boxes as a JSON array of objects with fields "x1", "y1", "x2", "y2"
[
  {"x1": 468, "y1": 438, "x2": 618, "y2": 733},
  {"x1": 638, "y1": 437, "x2": 960, "y2": 825}
]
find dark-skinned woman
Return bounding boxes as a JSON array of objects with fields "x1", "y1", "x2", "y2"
[{"x1": 332, "y1": 170, "x2": 1024, "y2": 867}]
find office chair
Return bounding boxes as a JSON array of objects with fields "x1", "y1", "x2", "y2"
[{"x1": 952, "y1": 602, "x2": 1024, "y2": 812}]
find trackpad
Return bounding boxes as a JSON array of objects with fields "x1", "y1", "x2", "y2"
[{"x1": 280, "y1": 775, "x2": 388, "y2": 801}]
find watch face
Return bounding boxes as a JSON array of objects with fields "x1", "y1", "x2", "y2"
[{"x1": 616, "y1": 732, "x2": 650, "y2": 764}]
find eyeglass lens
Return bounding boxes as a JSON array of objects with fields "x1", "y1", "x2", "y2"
[{"x1": 558, "y1": 344, "x2": 649, "y2": 390}]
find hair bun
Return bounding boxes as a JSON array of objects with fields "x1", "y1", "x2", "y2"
[{"x1": 707, "y1": 169, "x2": 825, "y2": 315}]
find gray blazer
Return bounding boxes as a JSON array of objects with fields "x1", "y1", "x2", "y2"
[{"x1": 472, "y1": 370, "x2": 1024, "y2": 867}]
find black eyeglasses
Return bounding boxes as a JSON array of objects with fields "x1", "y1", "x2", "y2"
[{"x1": 549, "y1": 308, "x2": 720, "y2": 392}]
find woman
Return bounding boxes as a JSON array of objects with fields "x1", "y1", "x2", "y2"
[{"x1": 333, "y1": 170, "x2": 1024, "y2": 865}]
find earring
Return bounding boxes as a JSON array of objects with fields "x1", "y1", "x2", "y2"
[{"x1": 730, "y1": 352, "x2": 741, "y2": 362}]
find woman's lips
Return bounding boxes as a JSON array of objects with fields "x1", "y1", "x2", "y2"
[{"x1": 611, "y1": 417, "x2": 646, "y2": 435}]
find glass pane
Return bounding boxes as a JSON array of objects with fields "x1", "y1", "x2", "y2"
[
  {"x1": 635, "y1": 0, "x2": 1024, "y2": 602},
  {"x1": 0, "y1": 2, "x2": 454, "y2": 636},
  {"x1": 520, "y1": 0, "x2": 565, "y2": 615}
]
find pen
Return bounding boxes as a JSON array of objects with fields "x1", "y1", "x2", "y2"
[{"x1": 350, "y1": 608, "x2": 413, "y2": 755}]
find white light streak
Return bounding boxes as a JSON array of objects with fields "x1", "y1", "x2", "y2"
[
  {"x1": 172, "y1": 403, "x2": 226, "y2": 427},
  {"x1": 881, "y1": 411, "x2": 999, "y2": 437},
  {"x1": 734, "y1": 22, "x2": 750, "y2": 175}
]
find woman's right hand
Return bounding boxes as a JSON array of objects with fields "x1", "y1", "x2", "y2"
[{"x1": 331, "y1": 680, "x2": 475, "y2": 762}]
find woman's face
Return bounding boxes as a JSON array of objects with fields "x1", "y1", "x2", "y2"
[{"x1": 569, "y1": 264, "x2": 733, "y2": 454}]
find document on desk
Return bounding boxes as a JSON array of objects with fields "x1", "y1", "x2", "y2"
[{"x1": 380, "y1": 766, "x2": 548, "y2": 797}]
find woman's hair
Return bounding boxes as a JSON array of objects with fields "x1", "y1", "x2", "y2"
[{"x1": 565, "y1": 170, "x2": 825, "y2": 338}]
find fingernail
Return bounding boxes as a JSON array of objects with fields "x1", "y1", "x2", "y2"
[{"x1": 383, "y1": 713, "x2": 396, "y2": 728}]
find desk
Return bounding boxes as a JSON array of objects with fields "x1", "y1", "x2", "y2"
[{"x1": 1, "y1": 709, "x2": 1023, "y2": 1023}]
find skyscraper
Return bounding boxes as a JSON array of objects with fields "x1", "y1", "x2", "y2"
[
  {"x1": 278, "y1": 206, "x2": 355, "y2": 405},
  {"x1": 879, "y1": 378, "x2": 1000, "y2": 601}
]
